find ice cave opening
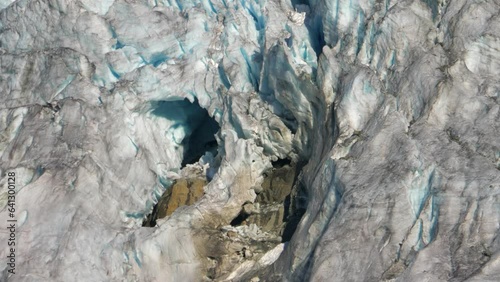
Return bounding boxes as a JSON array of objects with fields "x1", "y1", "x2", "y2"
[
  {"x1": 150, "y1": 98, "x2": 220, "y2": 166},
  {"x1": 143, "y1": 98, "x2": 220, "y2": 227}
]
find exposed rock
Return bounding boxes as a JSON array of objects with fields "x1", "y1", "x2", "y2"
[
  {"x1": 195, "y1": 224, "x2": 282, "y2": 281},
  {"x1": 192, "y1": 162, "x2": 304, "y2": 280},
  {"x1": 245, "y1": 205, "x2": 285, "y2": 234},
  {"x1": 257, "y1": 164, "x2": 296, "y2": 204},
  {"x1": 1, "y1": 0, "x2": 499, "y2": 281},
  {"x1": 244, "y1": 162, "x2": 303, "y2": 238},
  {"x1": 143, "y1": 177, "x2": 206, "y2": 226}
]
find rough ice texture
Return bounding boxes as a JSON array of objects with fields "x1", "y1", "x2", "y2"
[{"x1": 0, "y1": 0, "x2": 499, "y2": 281}]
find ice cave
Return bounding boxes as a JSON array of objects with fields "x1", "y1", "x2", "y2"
[{"x1": 1, "y1": 0, "x2": 499, "y2": 281}]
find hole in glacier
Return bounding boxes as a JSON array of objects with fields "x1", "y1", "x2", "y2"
[
  {"x1": 272, "y1": 157, "x2": 292, "y2": 168},
  {"x1": 149, "y1": 98, "x2": 220, "y2": 167},
  {"x1": 230, "y1": 211, "x2": 250, "y2": 226},
  {"x1": 142, "y1": 99, "x2": 220, "y2": 227},
  {"x1": 181, "y1": 119, "x2": 219, "y2": 167}
]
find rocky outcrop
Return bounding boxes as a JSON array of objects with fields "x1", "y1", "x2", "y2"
[
  {"x1": 193, "y1": 161, "x2": 306, "y2": 280},
  {"x1": 144, "y1": 178, "x2": 206, "y2": 226},
  {"x1": 241, "y1": 161, "x2": 303, "y2": 238},
  {"x1": 2, "y1": 0, "x2": 500, "y2": 281}
]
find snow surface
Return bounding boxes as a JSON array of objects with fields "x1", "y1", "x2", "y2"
[{"x1": 1, "y1": 0, "x2": 500, "y2": 281}]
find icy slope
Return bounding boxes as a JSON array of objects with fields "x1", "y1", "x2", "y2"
[{"x1": 0, "y1": 0, "x2": 499, "y2": 281}]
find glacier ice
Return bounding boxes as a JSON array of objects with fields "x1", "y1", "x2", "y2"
[{"x1": 1, "y1": 0, "x2": 500, "y2": 281}]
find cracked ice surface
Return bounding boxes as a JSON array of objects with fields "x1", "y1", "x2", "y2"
[{"x1": 1, "y1": 0, "x2": 500, "y2": 281}]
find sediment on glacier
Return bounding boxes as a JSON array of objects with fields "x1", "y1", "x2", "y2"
[{"x1": 1, "y1": 0, "x2": 499, "y2": 281}]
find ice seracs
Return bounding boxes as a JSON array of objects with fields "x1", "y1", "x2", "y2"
[{"x1": 1, "y1": 0, "x2": 499, "y2": 281}]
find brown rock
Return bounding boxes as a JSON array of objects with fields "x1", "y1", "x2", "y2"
[
  {"x1": 257, "y1": 164, "x2": 296, "y2": 204},
  {"x1": 156, "y1": 177, "x2": 207, "y2": 219},
  {"x1": 188, "y1": 178, "x2": 206, "y2": 203},
  {"x1": 227, "y1": 231, "x2": 238, "y2": 238},
  {"x1": 245, "y1": 205, "x2": 285, "y2": 233},
  {"x1": 163, "y1": 179, "x2": 190, "y2": 217}
]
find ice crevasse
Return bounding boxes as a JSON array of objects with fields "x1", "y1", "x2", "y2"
[{"x1": 0, "y1": 0, "x2": 500, "y2": 281}]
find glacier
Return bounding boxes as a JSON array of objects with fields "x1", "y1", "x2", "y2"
[{"x1": 1, "y1": 0, "x2": 500, "y2": 281}]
